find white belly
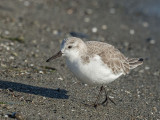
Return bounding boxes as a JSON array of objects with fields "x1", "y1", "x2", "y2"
[{"x1": 66, "y1": 55, "x2": 122, "y2": 85}]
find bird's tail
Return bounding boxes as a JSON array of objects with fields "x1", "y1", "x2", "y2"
[{"x1": 128, "y1": 58, "x2": 143, "y2": 69}]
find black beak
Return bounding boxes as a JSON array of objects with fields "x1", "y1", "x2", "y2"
[{"x1": 46, "y1": 51, "x2": 62, "y2": 62}]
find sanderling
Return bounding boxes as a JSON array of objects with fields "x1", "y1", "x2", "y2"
[{"x1": 46, "y1": 37, "x2": 143, "y2": 107}]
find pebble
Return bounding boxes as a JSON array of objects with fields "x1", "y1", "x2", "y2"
[
  {"x1": 139, "y1": 69, "x2": 144, "y2": 73},
  {"x1": 151, "y1": 112, "x2": 154, "y2": 115},
  {"x1": 4, "y1": 30, "x2": 10, "y2": 35},
  {"x1": 30, "y1": 64, "x2": 34, "y2": 67},
  {"x1": 120, "y1": 24, "x2": 128, "y2": 30},
  {"x1": 153, "y1": 71, "x2": 159, "y2": 76},
  {"x1": 43, "y1": 97, "x2": 46, "y2": 99},
  {"x1": 145, "y1": 66, "x2": 150, "y2": 70},
  {"x1": 67, "y1": 8, "x2": 73, "y2": 15},
  {"x1": 4, "y1": 114, "x2": 8, "y2": 118},
  {"x1": 129, "y1": 29, "x2": 135, "y2": 35},
  {"x1": 99, "y1": 36, "x2": 105, "y2": 41},
  {"x1": 24, "y1": 1, "x2": 30, "y2": 7},
  {"x1": 124, "y1": 42, "x2": 129, "y2": 47},
  {"x1": 85, "y1": 9, "x2": 93, "y2": 15},
  {"x1": 6, "y1": 46, "x2": 10, "y2": 50},
  {"x1": 9, "y1": 56, "x2": 14, "y2": 60},
  {"x1": 92, "y1": 27, "x2": 97, "y2": 33},
  {"x1": 39, "y1": 71, "x2": 44, "y2": 74},
  {"x1": 53, "y1": 30, "x2": 58, "y2": 35},
  {"x1": 46, "y1": 27, "x2": 51, "y2": 32},
  {"x1": 58, "y1": 77, "x2": 63, "y2": 80},
  {"x1": 149, "y1": 39, "x2": 156, "y2": 44},
  {"x1": 108, "y1": 96, "x2": 114, "y2": 99},
  {"x1": 101, "y1": 25, "x2": 107, "y2": 30},
  {"x1": 153, "y1": 107, "x2": 157, "y2": 112},
  {"x1": 125, "y1": 90, "x2": 131, "y2": 94},
  {"x1": 32, "y1": 40, "x2": 37, "y2": 44},
  {"x1": 18, "y1": 23, "x2": 23, "y2": 27},
  {"x1": 1, "y1": 63, "x2": 7, "y2": 68},
  {"x1": 110, "y1": 8, "x2": 116, "y2": 14},
  {"x1": 142, "y1": 22, "x2": 149, "y2": 27},
  {"x1": 11, "y1": 52, "x2": 18, "y2": 56},
  {"x1": 84, "y1": 17, "x2": 90, "y2": 23}
]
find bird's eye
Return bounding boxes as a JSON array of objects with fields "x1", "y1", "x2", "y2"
[{"x1": 68, "y1": 46, "x2": 72, "y2": 49}]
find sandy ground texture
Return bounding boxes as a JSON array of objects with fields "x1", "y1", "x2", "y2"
[{"x1": 0, "y1": 0, "x2": 160, "y2": 120}]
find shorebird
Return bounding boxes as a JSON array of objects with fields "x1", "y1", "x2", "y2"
[{"x1": 46, "y1": 37, "x2": 143, "y2": 107}]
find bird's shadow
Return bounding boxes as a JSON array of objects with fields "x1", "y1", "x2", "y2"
[{"x1": 0, "y1": 80, "x2": 69, "y2": 99}]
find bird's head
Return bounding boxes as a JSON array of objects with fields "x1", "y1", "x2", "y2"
[{"x1": 46, "y1": 37, "x2": 86, "y2": 62}]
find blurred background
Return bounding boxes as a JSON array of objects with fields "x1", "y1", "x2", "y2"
[{"x1": 0, "y1": 0, "x2": 160, "y2": 119}]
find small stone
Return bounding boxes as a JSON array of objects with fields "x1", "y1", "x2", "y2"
[
  {"x1": 153, "y1": 71, "x2": 159, "y2": 76},
  {"x1": 24, "y1": 1, "x2": 30, "y2": 6},
  {"x1": 120, "y1": 24, "x2": 128, "y2": 30},
  {"x1": 151, "y1": 112, "x2": 154, "y2": 115},
  {"x1": 11, "y1": 52, "x2": 18, "y2": 56},
  {"x1": 150, "y1": 39, "x2": 156, "y2": 44},
  {"x1": 84, "y1": 17, "x2": 90, "y2": 23},
  {"x1": 142, "y1": 22, "x2": 149, "y2": 27},
  {"x1": 85, "y1": 9, "x2": 93, "y2": 14},
  {"x1": 24, "y1": 60, "x2": 28, "y2": 63},
  {"x1": 1, "y1": 63, "x2": 7, "y2": 68},
  {"x1": 124, "y1": 42, "x2": 129, "y2": 47},
  {"x1": 9, "y1": 56, "x2": 14, "y2": 60},
  {"x1": 4, "y1": 114, "x2": 8, "y2": 118},
  {"x1": 32, "y1": 40, "x2": 37, "y2": 44},
  {"x1": 129, "y1": 29, "x2": 135, "y2": 35},
  {"x1": 153, "y1": 107, "x2": 157, "y2": 112},
  {"x1": 43, "y1": 97, "x2": 46, "y2": 99},
  {"x1": 110, "y1": 8, "x2": 115, "y2": 14},
  {"x1": 4, "y1": 30, "x2": 10, "y2": 35},
  {"x1": 30, "y1": 64, "x2": 34, "y2": 67},
  {"x1": 108, "y1": 96, "x2": 114, "y2": 99},
  {"x1": 53, "y1": 30, "x2": 58, "y2": 35},
  {"x1": 20, "y1": 72, "x2": 25, "y2": 75},
  {"x1": 139, "y1": 69, "x2": 144, "y2": 73},
  {"x1": 101, "y1": 25, "x2": 107, "y2": 30},
  {"x1": 145, "y1": 66, "x2": 150, "y2": 70},
  {"x1": 125, "y1": 90, "x2": 131, "y2": 94},
  {"x1": 67, "y1": 8, "x2": 73, "y2": 15},
  {"x1": 92, "y1": 27, "x2": 97, "y2": 33},
  {"x1": 58, "y1": 77, "x2": 63, "y2": 80},
  {"x1": 46, "y1": 27, "x2": 51, "y2": 32},
  {"x1": 39, "y1": 71, "x2": 44, "y2": 74},
  {"x1": 6, "y1": 46, "x2": 10, "y2": 51},
  {"x1": 18, "y1": 23, "x2": 23, "y2": 27},
  {"x1": 137, "y1": 94, "x2": 140, "y2": 98}
]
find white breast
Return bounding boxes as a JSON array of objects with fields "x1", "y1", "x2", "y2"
[{"x1": 66, "y1": 55, "x2": 122, "y2": 85}]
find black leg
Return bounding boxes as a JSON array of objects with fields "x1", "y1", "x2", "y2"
[
  {"x1": 101, "y1": 87, "x2": 116, "y2": 105},
  {"x1": 85, "y1": 86, "x2": 116, "y2": 108},
  {"x1": 93, "y1": 86, "x2": 104, "y2": 108}
]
